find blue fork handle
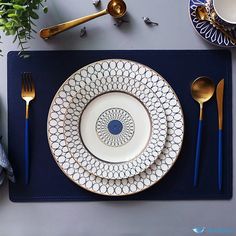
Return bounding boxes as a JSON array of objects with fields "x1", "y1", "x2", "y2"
[
  {"x1": 24, "y1": 118, "x2": 29, "y2": 185},
  {"x1": 193, "y1": 120, "x2": 203, "y2": 187},
  {"x1": 218, "y1": 129, "x2": 223, "y2": 191}
]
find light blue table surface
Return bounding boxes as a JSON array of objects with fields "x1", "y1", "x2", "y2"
[{"x1": 0, "y1": 0, "x2": 235, "y2": 235}]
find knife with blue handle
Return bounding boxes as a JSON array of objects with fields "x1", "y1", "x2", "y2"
[{"x1": 216, "y1": 79, "x2": 224, "y2": 191}]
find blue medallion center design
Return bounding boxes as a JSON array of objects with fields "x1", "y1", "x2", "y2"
[
  {"x1": 96, "y1": 108, "x2": 135, "y2": 147},
  {"x1": 108, "y1": 120, "x2": 123, "y2": 135}
]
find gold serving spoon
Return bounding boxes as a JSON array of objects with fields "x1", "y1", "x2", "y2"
[
  {"x1": 39, "y1": 0, "x2": 127, "y2": 39},
  {"x1": 195, "y1": 5, "x2": 236, "y2": 44},
  {"x1": 191, "y1": 76, "x2": 215, "y2": 187}
]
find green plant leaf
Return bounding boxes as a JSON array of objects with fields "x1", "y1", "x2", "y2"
[
  {"x1": 43, "y1": 6, "x2": 48, "y2": 13},
  {"x1": 0, "y1": 18, "x2": 7, "y2": 24},
  {"x1": 0, "y1": 3, "x2": 13, "y2": 6},
  {"x1": 30, "y1": 11, "x2": 39, "y2": 19},
  {"x1": 6, "y1": 9, "x2": 16, "y2": 14},
  {"x1": 9, "y1": 29, "x2": 16, "y2": 35},
  {"x1": 8, "y1": 13, "x2": 18, "y2": 18},
  {"x1": 5, "y1": 21, "x2": 14, "y2": 28},
  {"x1": 0, "y1": 0, "x2": 49, "y2": 56},
  {"x1": 13, "y1": 5, "x2": 27, "y2": 11}
]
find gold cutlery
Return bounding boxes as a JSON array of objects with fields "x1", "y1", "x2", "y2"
[
  {"x1": 191, "y1": 77, "x2": 215, "y2": 187},
  {"x1": 195, "y1": 6, "x2": 236, "y2": 44},
  {"x1": 39, "y1": 0, "x2": 127, "y2": 39},
  {"x1": 21, "y1": 72, "x2": 36, "y2": 184},
  {"x1": 216, "y1": 79, "x2": 224, "y2": 191}
]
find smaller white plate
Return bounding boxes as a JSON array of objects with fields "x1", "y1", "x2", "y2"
[
  {"x1": 80, "y1": 92, "x2": 152, "y2": 163},
  {"x1": 61, "y1": 62, "x2": 168, "y2": 179}
]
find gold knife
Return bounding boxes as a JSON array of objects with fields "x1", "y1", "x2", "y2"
[{"x1": 216, "y1": 79, "x2": 224, "y2": 191}]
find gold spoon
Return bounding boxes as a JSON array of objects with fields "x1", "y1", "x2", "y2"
[
  {"x1": 195, "y1": 5, "x2": 236, "y2": 44},
  {"x1": 191, "y1": 76, "x2": 215, "y2": 187},
  {"x1": 39, "y1": 0, "x2": 127, "y2": 39}
]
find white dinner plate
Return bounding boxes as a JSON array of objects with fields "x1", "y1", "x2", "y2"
[{"x1": 48, "y1": 59, "x2": 184, "y2": 196}]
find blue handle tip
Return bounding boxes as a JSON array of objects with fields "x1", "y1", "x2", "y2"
[{"x1": 193, "y1": 120, "x2": 203, "y2": 187}]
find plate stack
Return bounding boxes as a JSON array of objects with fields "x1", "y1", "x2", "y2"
[{"x1": 47, "y1": 59, "x2": 184, "y2": 196}]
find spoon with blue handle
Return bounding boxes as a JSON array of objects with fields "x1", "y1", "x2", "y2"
[
  {"x1": 216, "y1": 79, "x2": 224, "y2": 191},
  {"x1": 191, "y1": 77, "x2": 215, "y2": 187}
]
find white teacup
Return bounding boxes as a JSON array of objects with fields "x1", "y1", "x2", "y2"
[{"x1": 213, "y1": 0, "x2": 236, "y2": 25}]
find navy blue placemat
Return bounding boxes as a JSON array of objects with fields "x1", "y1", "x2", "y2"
[{"x1": 8, "y1": 50, "x2": 232, "y2": 201}]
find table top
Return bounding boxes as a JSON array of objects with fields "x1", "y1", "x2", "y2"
[{"x1": 0, "y1": 0, "x2": 235, "y2": 235}]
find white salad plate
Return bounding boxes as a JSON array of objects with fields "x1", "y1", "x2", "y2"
[{"x1": 47, "y1": 59, "x2": 184, "y2": 196}]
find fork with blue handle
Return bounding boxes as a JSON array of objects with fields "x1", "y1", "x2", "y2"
[{"x1": 21, "y1": 73, "x2": 35, "y2": 184}]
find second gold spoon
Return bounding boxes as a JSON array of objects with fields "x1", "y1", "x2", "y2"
[
  {"x1": 191, "y1": 76, "x2": 215, "y2": 187},
  {"x1": 196, "y1": 6, "x2": 236, "y2": 45},
  {"x1": 39, "y1": 0, "x2": 127, "y2": 39}
]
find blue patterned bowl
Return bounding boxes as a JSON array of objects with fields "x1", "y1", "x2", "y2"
[
  {"x1": 189, "y1": 0, "x2": 236, "y2": 47},
  {"x1": 209, "y1": 0, "x2": 236, "y2": 29}
]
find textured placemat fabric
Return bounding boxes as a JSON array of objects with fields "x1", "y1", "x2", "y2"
[{"x1": 8, "y1": 50, "x2": 232, "y2": 201}]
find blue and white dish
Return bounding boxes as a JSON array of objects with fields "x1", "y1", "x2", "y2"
[
  {"x1": 48, "y1": 59, "x2": 184, "y2": 196},
  {"x1": 209, "y1": 0, "x2": 236, "y2": 28},
  {"x1": 63, "y1": 75, "x2": 167, "y2": 179},
  {"x1": 189, "y1": 0, "x2": 236, "y2": 47}
]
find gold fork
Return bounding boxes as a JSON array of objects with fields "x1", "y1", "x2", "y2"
[{"x1": 21, "y1": 72, "x2": 35, "y2": 184}]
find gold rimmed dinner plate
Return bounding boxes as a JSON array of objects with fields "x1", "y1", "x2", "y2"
[{"x1": 48, "y1": 59, "x2": 184, "y2": 196}]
